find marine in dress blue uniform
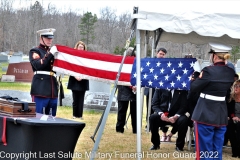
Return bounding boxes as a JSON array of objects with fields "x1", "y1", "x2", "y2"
[
  {"x1": 190, "y1": 42, "x2": 235, "y2": 160},
  {"x1": 29, "y1": 28, "x2": 59, "y2": 116}
]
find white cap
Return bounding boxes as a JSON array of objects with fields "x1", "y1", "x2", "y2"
[
  {"x1": 37, "y1": 28, "x2": 56, "y2": 39},
  {"x1": 209, "y1": 42, "x2": 232, "y2": 53}
]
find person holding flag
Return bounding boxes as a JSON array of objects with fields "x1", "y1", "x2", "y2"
[
  {"x1": 67, "y1": 41, "x2": 89, "y2": 120},
  {"x1": 190, "y1": 42, "x2": 235, "y2": 160},
  {"x1": 29, "y1": 28, "x2": 59, "y2": 116}
]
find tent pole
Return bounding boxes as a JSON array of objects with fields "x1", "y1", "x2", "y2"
[{"x1": 136, "y1": 29, "x2": 142, "y2": 160}]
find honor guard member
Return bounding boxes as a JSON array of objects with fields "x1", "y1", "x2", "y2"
[
  {"x1": 29, "y1": 28, "x2": 59, "y2": 116},
  {"x1": 190, "y1": 42, "x2": 235, "y2": 160}
]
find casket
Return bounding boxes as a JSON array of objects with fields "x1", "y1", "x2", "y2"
[{"x1": 0, "y1": 98, "x2": 36, "y2": 117}]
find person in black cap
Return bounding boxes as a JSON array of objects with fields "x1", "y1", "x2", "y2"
[
  {"x1": 29, "y1": 28, "x2": 59, "y2": 116},
  {"x1": 190, "y1": 42, "x2": 235, "y2": 159}
]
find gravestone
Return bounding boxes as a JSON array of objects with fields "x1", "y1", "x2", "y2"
[
  {"x1": 1, "y1": 75, "x2": 15, "y2": 82},
  {"x1": 9, "y1": 52, "x2": 23, "y2": 63},
  {"x1": 84, "y1": 80, "x2": 117, "y2": 110},
  {"x1": 0, "y1": 54, "x2": 8, "y2": 62},
  {"x1": 84, "y1": 91, "x2": 117, "y2": 111},
  {"x1": 6, "y1": 62, "x2": 33, "y2": 82}
]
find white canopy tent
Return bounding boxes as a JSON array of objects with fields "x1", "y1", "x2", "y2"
[{"x1": 132, "y1": 4, "x2": 240, "y2": 158}]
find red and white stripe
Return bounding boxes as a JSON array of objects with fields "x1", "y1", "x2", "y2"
[{"x1": 52, "y1": 45, "x2": 135, "y2": 86}]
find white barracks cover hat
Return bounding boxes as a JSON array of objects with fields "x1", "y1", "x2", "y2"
[
  {"x1": 209, "y1": 42, "x2": 232, "y2": 53},
  {"x1": 37, "y1": 28, "x2": 56, "y2": 39}
]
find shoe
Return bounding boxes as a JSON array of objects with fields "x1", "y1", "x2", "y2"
[
  {"x1": 165, "y1": 135, "x2": 172, "y2": 142},
  {"x1": 160, "y1": 136, "x2": 167, "y2": 142},
  {"x1": 175, "y1": 147, "x2": 183, "y2": 151},
  {"x1": 150, "y1": 145, "x2": 160, "y2": 150},
  {"x1": 72, "y1": 116, "x2": 76, "y2": 119},
  {"x1": 116, "y1": 130, "x2": 124, "y2": 133},
  {"x1": 145, "y1": 125, "x2": 150, "y2": 131}
]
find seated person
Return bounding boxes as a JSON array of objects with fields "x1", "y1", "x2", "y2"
[{"x1": 149, "y1": 89, "x2": 189, "y2": 151}]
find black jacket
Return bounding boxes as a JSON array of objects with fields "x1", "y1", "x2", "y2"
[
  {"x1": 117, "y1": 85, "x2": 136, "y2": 101},
  {"x1": 29, "y1": 44, "x2": 58, "y2": 98},
  {"x1": 191, "y1": 62, "x2": 235, "y2": 126},
  {"x1": 67, "y1": 76, "x2": 89, "y2": 91},
  {"x1": 151, "y1": 89, "x2": 188, "y2": 117}
]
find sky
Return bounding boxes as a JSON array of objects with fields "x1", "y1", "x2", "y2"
[
  {"x1": 13, "y1": 0, "x2": 240, "y2": 16},
  {"x1": 14, "y1": 0, "x2": 147, "y2": 16}
]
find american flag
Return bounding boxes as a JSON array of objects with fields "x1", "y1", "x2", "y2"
[
  {"x1": 130, "y1": 58, "x2": 197, "y2": 90},
  {"x1": 52, "y1": 45, "x2": 135, "y2": 86}
]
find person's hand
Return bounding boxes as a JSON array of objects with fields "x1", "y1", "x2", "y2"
[
  {"x1": 132, "y1": 86, "x2": 136, "y2": 92},
  {"x1": 232, "y1": 117, "x2": 239, "y2": 123},
  {"x1": 74, "y1": 76, "x2": 82, "y2": 81},
  {"x1": 49, "y1": 46, "x2": 58, "y2": 55},
  {"x1": 168, "y1": 115, "x2": 178, "y2": 124},
  {"x1": 160, "y1": 114, "x2": 169, "y2": 122},
  {"x1": 191, "y1": 71, "x2": 200, "y2": 81}
]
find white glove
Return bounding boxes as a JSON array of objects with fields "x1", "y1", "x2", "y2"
[
  {"x1": 50, "y1": 46, "x2": 58, "y2": 55},
  {"x1": 193, "y1": 59, "x2": 201, "y2": 72}
]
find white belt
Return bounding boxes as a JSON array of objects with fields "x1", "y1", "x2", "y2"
[
  {"x1": 34, "y1": 71, "x2": 56, "y2": 77},
  {"x1": 200, "y1": 93, "x2": 225, "y2": 101}
]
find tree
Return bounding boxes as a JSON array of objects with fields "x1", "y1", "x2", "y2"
[
  {"x1": 113, "y1": 37, "x2": 135, "y2": 55},
  {"x1": 78, "y1": 12, "x2": 97, "y2": 46},
  {"x1": 231, "y1": 46, "x2": 240, "y2": 63}
]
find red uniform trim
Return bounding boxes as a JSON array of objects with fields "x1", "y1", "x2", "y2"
[
  {"x1": 1, "y1": 117, "x2": 7, "y2": 146},
  {"x1": 195, "y1": 122, "x2": 200, "y2": 160}
]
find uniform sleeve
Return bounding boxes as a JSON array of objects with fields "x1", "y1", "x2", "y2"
[
  {"x1": 29, "y1": 48, "x2": 54, "y2": 71},
  {"x1": 190, "y1": 67, "x2": 210, "y2": 93}
]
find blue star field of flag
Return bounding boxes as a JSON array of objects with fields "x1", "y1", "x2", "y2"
[{"x1": 130, "y1": 58, "x2": 197, "y2": 90}]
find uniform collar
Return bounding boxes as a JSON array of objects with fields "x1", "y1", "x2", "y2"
[
  {"x1": 213, "y1": 62, "x2": 225, "y2": 66},
  {"x1": 38, "y1": 44, "x2": 50, "y2": 51}
]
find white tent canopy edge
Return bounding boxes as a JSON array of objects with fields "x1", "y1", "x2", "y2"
[{"x1": 132, "y1": 10, "x2": 240, "y2": 45}]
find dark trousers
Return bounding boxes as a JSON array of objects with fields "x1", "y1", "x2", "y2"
[
  {"x1": 149, "y1": 113, "x2": 188, "y2": 149},
  {"x1": 228, "y1": 120, "x2": 240, "y2": 157},
  {"x1": 116, "y1": 100, "x2": 136, "y2": 133},
  {"x1": 72, "y1": 90, "x2": 86, "y2": 118}
]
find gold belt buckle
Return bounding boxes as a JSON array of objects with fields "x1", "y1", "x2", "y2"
[{"x1": 50, "y1": 72, "x2": 54, "y2": 76}]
